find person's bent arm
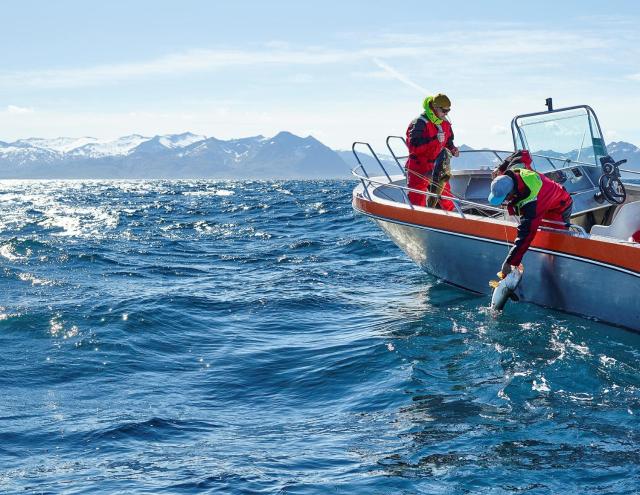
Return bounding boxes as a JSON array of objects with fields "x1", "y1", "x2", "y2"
[
  {"x1": 505, "y1": 202, "x2": 541, "y2": 266},
  {"x1": 446, "y1": 132, "x2": 459, "y2": 157}
]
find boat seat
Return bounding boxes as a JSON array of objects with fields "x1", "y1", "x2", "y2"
[{"x1": 590, "y1": 201, "x2": 640, "y2": 241}]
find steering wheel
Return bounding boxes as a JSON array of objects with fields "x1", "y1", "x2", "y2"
[{"x1": 598, "y1": 174, "x2": 626, "y2": 205}]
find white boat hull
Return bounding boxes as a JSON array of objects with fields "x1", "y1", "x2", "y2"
[{"x1": 372, "y1": 214, "x2": 640, "y2": 330}]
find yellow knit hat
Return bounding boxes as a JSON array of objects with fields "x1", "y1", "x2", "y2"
[{"x1": 432, "y1": 93, "x2": 451, "y2": 109}]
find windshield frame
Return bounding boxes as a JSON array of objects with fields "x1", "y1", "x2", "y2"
[{"x1": 510, "y1": 105, "x2": 607, "y2": 170}]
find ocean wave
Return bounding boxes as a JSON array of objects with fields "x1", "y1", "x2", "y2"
[
  {"x1": 1, "y1": 179, "x2": 639, "y2": 494},
  {"x1": 40, "y1": 205, "x2": 120, "y2": 237},
  {"x1": 86, "y1": 417, "x2": 223, "y2": 443},
  {"x1": 0, "y1": 238, "x2": 53, "y2": 262},
  {"x1": 183, "y1": 189, "x2": 235, "y2": 197}
]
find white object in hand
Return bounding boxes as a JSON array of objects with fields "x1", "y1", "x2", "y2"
[{"x1": 490, "y1": 264, "x2": 524, "y2": 311}]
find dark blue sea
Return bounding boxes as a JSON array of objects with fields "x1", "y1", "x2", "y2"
[{"x1": 1, "y1": 179, "x2": 639, "y2": 494}]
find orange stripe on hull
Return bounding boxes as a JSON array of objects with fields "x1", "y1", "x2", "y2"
[{"x1": 354, "y1": 195, "x2": 640, "y2": 274}]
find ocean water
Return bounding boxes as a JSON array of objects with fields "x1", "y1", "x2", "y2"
[{"x1": 0, "y1": 179, "x2": 639, "y2": 494}]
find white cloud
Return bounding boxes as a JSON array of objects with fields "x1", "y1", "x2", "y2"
[
  {"x1": 1, "y1": 22, "x2": 638, "y2": 148},
  {"x1": 605, "y1": 129, "x2": 619, "y2": 141},
  {"x1": 370, "y1": 29, "x2": 609, "y2": 57},
  {"x1": 264, "y1": 40, "x2": 292, "y2": 50},
  {"x1": 6, "y1": 105, "x2": 34, "y2": 114},
  {"x1": 371, "y1": 58, "x2": 428, "y2": 94},
  {"x1": 0, "y1": 48, "x2": 359, "y2": 89},
  {"x1": 350, "y1": 69, "x2": 394, "y2": 80},
  {"x1": 0, "y1": 26, "x2": 618, "y2": 90},
  {"x1": 290, "y1": 73, "x2": 313, "y2": 83},
  {"x1": 491, "y1": 125, "x2": 508, "y2": 136}
]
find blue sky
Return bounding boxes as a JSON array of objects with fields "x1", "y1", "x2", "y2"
[{"x1": 1, "y1": 0, "x2": 639, "y2": 149}]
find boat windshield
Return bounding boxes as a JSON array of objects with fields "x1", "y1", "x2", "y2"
[{"x1": 512, "y1": 106, "x2": 607, "y2": 173}]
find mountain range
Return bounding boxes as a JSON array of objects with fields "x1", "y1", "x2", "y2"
[
  {"x1": 0, "y1": 132, "x2": 638, "y2": 179},
  {"x1": 0, "y1": 132, "x2": 348, "y2": 179}
]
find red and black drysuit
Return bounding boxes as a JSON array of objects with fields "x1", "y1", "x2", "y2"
[
  {"x1": 503, "y1": 168, "x2": 573, "y2": 266},
  {"x1": 405, "y1": 115, "x2": 457, "y2": 210}
]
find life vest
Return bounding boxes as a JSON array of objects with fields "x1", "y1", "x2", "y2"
[
  {"x1": 418, "y1": 115, "x2": 444, "y2": 143},
  {"x1": 405, "y1": 113, "x2": 452, "y2": 170},
  {"x1": 514, "y1": 169, "x2": 543, "y2": 215}
]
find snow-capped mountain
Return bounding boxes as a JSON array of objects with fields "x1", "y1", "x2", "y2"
[
  {"x1": 0, "y1": 133, "x2": 637, "y2": 179},
  {"x1": 527, "y1": 141, "x2": 640, "y2": 171},
  {"x1": 0, "y1": 132, "x2": 350, "y2": 179},
  {"x1": 0, "y1": 142, "x2": 60, "y2": 164},
  {"x1": 68, "y1": 135, "x2": 150, "y2": 158},
  {"x1": 14, "y1": 136, "x2": 99, "y2": 153},
  {"x1": 10, "y1": 133, "x2": 200, "y2": 160},
  {"x1": 158, "y1": 132, "x2": 206, "y2": 149},
  {"x1": 607, "y1": 141, "x2": 640, "y2": 167}
]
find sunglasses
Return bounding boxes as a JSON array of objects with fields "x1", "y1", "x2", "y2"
[{"x1": 438, "y1": 107, "x2": 450, "y2": 114}]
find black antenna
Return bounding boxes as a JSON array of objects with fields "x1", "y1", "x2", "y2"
[{"x1": 545, "y1": 98, "x2": 553, "y2": 111}]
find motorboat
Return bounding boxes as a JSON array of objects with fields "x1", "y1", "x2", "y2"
[{"x1": 351, "y1": 100, "x2": 640, "y2": 331}]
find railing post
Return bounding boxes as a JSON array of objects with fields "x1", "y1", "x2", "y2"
[
  {"x1": 385, "y1": 136, "x2": 409, "y2": 177},
  {"x1": 352, "y1": 141, "x2": 410, "y2": 205},
  {"x1": 352, "y1": 142, "x2": 392, "y2": 183}
]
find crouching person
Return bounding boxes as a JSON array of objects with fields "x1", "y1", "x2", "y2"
[{"x1": 488, "y1": 167, "x2": 572, "y2": 277}]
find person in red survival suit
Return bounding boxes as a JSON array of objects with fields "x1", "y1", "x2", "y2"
[
  {"x1": 487, "y1": 167, "x2": 573, "y2": 277},
  {"x1": 406, "y1": 93, "x2": 459, "y2": 209}
]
